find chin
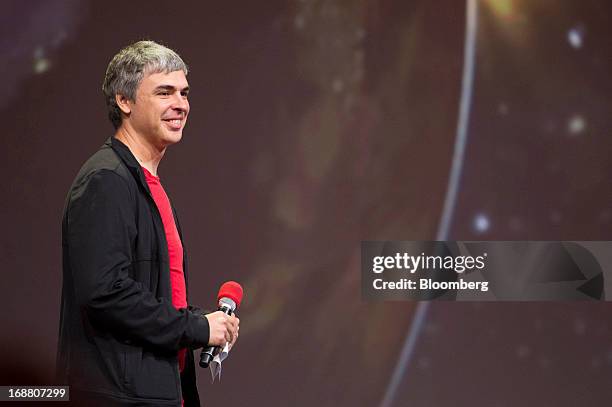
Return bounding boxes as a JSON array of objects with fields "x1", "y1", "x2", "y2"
[{"x1": 162, "y1": 132, "x2": 183, "y2": 146}]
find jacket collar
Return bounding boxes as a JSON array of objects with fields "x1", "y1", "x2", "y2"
[
  {"x1": 106, "y1": 136, "x2": 150, "y2": 193},
  {"x1": 106, "y1": 136, "x2": 183, "y2": 240},
  {"x1": 106, "y1": 137, "x2": 186, "y2": 249}
]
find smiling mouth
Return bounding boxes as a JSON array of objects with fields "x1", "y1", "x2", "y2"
[{"x1": 162, "y1": 119, "x2": 183, "y2": 130}]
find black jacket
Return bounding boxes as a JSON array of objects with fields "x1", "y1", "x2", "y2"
[{"x1": 57, "y1": 137, "x2": 209, "y2": 406}]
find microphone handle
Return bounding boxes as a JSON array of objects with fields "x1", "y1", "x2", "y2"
[{"x1": 199, "y1": 305, "x2": 233, "y2": 368}]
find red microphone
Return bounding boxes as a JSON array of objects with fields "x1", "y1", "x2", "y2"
[
  {"x1": 199, "y1": 281, "x2": 243, "y2": 368},
  {"x1": 217, "y1": 281, "x2": 243, "y2": 309}
]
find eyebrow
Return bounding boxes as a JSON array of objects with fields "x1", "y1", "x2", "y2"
[{"x1": 154, "y1": 85, "x2": 190, "y2": 93}]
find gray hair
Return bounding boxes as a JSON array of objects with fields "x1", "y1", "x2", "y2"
[{"x1": 102, "y1": 40, "x2": 189, "y2": 129}]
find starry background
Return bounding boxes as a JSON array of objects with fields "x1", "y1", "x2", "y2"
[{"x1": 0, "y1": 0, "x2": 611, "y2": 406}]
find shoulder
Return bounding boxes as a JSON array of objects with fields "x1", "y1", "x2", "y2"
[
  {"x1": 73, "y1": 144, "x2": 134, "y2": 187},
  {"x1": 68, "y1": 145, "x2": 135, "y2": 204}
]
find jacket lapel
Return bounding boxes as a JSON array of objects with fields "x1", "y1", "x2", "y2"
[{"x1": 108, "y1": 136, "x2": 153, "y2": 198}]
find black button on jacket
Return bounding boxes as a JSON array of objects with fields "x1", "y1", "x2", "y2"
[{"x1": 57, "y1": 137, "x2": 209, "y2": 406}]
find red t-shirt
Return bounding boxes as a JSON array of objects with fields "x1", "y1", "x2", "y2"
[{"x1": 142, "y1": 167, "x2": 187, "y2": 372}]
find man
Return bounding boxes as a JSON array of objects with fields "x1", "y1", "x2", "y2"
[{"x1": 56, "y1": 40, "x2": 239, "y2": 406}]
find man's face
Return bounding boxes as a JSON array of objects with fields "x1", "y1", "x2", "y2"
[{"x1": 126, "y1": 70, "x2": 190, "y2": 148}]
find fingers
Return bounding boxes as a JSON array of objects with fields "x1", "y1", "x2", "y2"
[
  {"x1": 225, "y1": 315, "x2": 240, "y2": 345},
  {"x1": 204, "y1": 311, "x2": 240, "y2": 347},
  {"x1": 205, "y1": 311, "x2": 230, "y2": 346},
  {"x1": 223, "y1": 315, "x2": 239, "y2": 347}
]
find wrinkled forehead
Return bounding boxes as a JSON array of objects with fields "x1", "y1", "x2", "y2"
[{"x1": 138, "y1": 69, "x2": 189, "y2": 91}]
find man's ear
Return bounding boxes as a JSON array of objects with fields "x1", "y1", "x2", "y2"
[{"x1": 115, "y1": 94, "x2": 132, "y2": 115}]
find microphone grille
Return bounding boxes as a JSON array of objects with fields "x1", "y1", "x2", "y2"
[
  {"x1": 219, "y1": 297, "x2": 237, "y2": 312},
  {"x1": 217, "y1": 281, "x2": 243, "y2": 309}
]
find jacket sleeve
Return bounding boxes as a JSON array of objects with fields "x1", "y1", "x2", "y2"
[{"x1": 66, "y1": 169, "x2": 210, "y2": 352}]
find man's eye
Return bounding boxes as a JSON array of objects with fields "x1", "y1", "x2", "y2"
[
  {"x1": 159, "y1": 92, "x2": 169, "y2": 96},
  {"x1": 181, "y1": 92, "x2": 189, "y2": 97}
]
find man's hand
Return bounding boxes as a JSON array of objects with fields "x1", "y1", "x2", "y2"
[{"x1": 204, "y1": 311, "x2": 240, "y2": 347}]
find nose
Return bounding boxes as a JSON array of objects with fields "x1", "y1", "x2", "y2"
[{"x1": 171, "y1": 93, "x2": 189, "y2": 114}]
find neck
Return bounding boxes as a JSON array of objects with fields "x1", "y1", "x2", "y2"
[{"x1": 115, "y1": 126, "x2": 165, "y2": 176}]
